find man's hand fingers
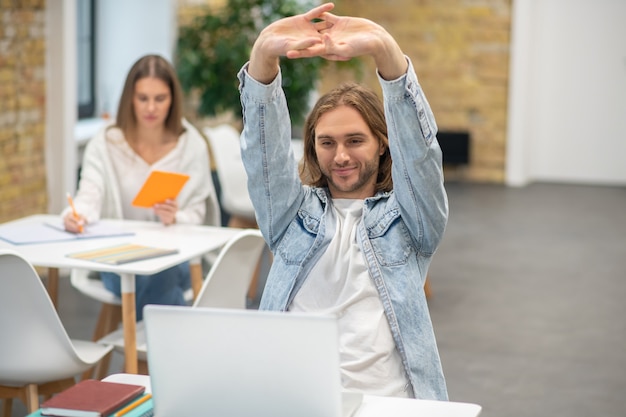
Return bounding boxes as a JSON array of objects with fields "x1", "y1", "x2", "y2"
[{"x1": 303, "y1": 2, "x2": 335, "y2": 21}]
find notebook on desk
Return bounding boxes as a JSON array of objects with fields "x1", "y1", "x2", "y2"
[{"x1": 143, "y1": 305, "x2": 362, "y2": 417}]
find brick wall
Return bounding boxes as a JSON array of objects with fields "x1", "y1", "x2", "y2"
[
  {"x1": 0, "y1": 0, "x2": 48, "y2": 223},
  {"x1": 176, "y1": 0, "x2": 511, "y2": 183},
  {"x1": 177, "y1": 0, "x2": 225, "y2": 28},
  {"x1": 321, "y1": 0, "x2": 511, "y2": 183}
]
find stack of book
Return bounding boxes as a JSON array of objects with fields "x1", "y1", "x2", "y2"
[{"x1": 31, "y1": 380, "x2": 153, "y2": 417}]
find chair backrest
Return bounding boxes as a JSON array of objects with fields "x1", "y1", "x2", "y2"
[
  {"x1": 192, "y1": 229, "x2": 266, "y2": 309},
  {"x1": 204, "y1": 124, "x2": 255, "y2": 220},
  {"x1": 93, "y1": 230, "x2": 267, "y2": 357},
  {"x1": 70, "y1": 268, "x2": 121, "y2": 305},
  {"x1": 70, "y1": 268, "x2": 194, "y2": 305},
  {"x1": 0, "y1": 250, "x2": 98, "y2": 385}
]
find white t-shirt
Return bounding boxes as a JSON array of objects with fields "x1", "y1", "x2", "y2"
[{"x1": 289, "y1": 198, "x2": 411, "y2": 398}]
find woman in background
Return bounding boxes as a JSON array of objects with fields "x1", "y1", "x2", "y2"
[{"x1": 63, "y1": 54, "x2": 219, "y2": 320}]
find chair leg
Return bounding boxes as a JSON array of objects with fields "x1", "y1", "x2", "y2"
[
  {"x1": 190, "y1": 262, "x2": 203, "y2": 301},
  {"x1": 82, "y1": 303, "x2": 122, "y2": 380},
  {"x1": 0, "y1": 385, "x2": 21, "y2": 417},
  {"x1": 24, "y1": 384, "x2": 39, "y2": 413},
  {"x1": 138, "y1": 360, "x2": 149, "y2": 375},
  {"x1": 46, "y1": 267, "x2": 60, "y2": 310},
  {"x1": 246, "y1": 253, "x2": 263, "y2": 301},
  {"x1": 93, "y1": 303, "x2": 122, "y2": 341},
  {"x1": 88, "y1": 352, "x2": 114, "y2": 381},
  {"x1": 424, "y1": 275, "x2": 432, "y2": 299},
  {"x1": 0, "y1": 386, "x2": 21, "y2": 417},
  {"x1": 2, "y1": 398, "x2": 12, "y2": 417},
  {"x1": 96, "y1": 304, "x2": 122, "y2": 380},
  {"x1": 0, "y1": 378, "x2": 75, "y2": 416},
  {"x1": 123, "y1": 359, "x2": 149, "y2": 376},
  {"x1": 38, "y1": 378, "x2": 75, "y2": 398}
]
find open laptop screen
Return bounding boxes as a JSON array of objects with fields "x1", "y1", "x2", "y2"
[{"x1": 144, "y1": 305, "x2": 359, "y2": 417}]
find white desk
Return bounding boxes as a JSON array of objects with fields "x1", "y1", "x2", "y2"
[
  {"x1": 0, "y1": 214, "x2": 241, "y2": 374},
  {"x1": 103, "y1": 374, "x2": 482, "y2": 417}
]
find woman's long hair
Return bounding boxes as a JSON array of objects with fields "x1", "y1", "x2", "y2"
[{"x1": 115, "y1": 54, "x2": 184, "y2": 136}]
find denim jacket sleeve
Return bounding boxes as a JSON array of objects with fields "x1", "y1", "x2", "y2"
[
  {"x1": 237, "y1": 65, "x2": 306, "y2": 249},
  {"x1": 378, "y1": 58, "x2": 448, "y2": 255}
]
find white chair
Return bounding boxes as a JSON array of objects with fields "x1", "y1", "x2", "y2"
[
  {"x1": 204, "y1": 124, "x2": 257, "y2": 224},
  {"x1": 205, "y1": 124, "x2": 304, "y2": 223},
  {"x1": 191, "y1": 229, "x2": 266, "y2": 309},
  {"x1": 204, "y1": 124, "x2": 274, "y2": 301},
  {"x1": 0, "y1": 250, "x2": 113, "y2": 416},
  {"x1": 68, "y1": 269, "x2": 196, "y2": 379},
  {"x1": 97, "y1": 229, "x2": 266, "y2": 368}
]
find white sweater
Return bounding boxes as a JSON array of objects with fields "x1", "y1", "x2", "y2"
[{"x1": 64, "y1": 119, "x2": 220, "y2": 227}]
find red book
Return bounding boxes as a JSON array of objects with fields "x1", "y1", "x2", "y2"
[{"x1": 40, "y1": 379, "x2": 145, "y2": 417}]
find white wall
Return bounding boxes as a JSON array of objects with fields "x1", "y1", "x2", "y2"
[
  {"x1": 507, "y1": 0, "x2": 626, "y2": 186},
  {"x1": 46, "y1": 1, "x2": 77, "y2": 213},
  {"x1": 95, "y1": 0, "x2": 177, "y2": 117},
  {"x1": 46, "y1": 0, "x2": 177, "y2": 213}
]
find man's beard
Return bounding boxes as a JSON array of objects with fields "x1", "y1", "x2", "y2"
[{"x1": 322, "y1": 158, "x2": 379, "y2": 196}]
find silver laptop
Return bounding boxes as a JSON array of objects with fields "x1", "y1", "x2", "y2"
[{"x1": 144, "y1": 305, "x2": 362, "y2": 417}]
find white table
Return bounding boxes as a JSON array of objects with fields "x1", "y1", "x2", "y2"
[
  {"x1": 0, "y1": 214, "x2": 241, "y2": 374},
  {"x1": 103, "y1": 374, "x2": 482, "y2": 417}
]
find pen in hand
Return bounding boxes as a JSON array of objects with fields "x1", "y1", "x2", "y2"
[{"x1": 66, "y1": 192, "x2": 84, "y2": 233}]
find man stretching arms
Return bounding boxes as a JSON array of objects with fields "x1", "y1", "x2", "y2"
[{"x1": 238, "y1": 2, "x2": 449, "y2": 400}]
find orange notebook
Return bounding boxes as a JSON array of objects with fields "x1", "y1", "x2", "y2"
[
  {"x1": 131, "y1": 170, "x2": 190, "y2": 208},
  {"x1": 40, "y1": 379, "x2": 145, "y2": 417}
]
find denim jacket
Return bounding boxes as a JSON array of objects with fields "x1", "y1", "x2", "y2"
[{"x1": 237, "y1": 58, "x2": 449, "y2": 401}]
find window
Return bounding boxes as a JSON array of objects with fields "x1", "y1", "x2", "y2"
[{"x1": 77, "y1": 0, "x2": 95, "y2": 119}]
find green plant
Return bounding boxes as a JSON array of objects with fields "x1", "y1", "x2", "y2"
[{"x1": 176, "y1": 0, "x2": 360, "y2": 127}]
